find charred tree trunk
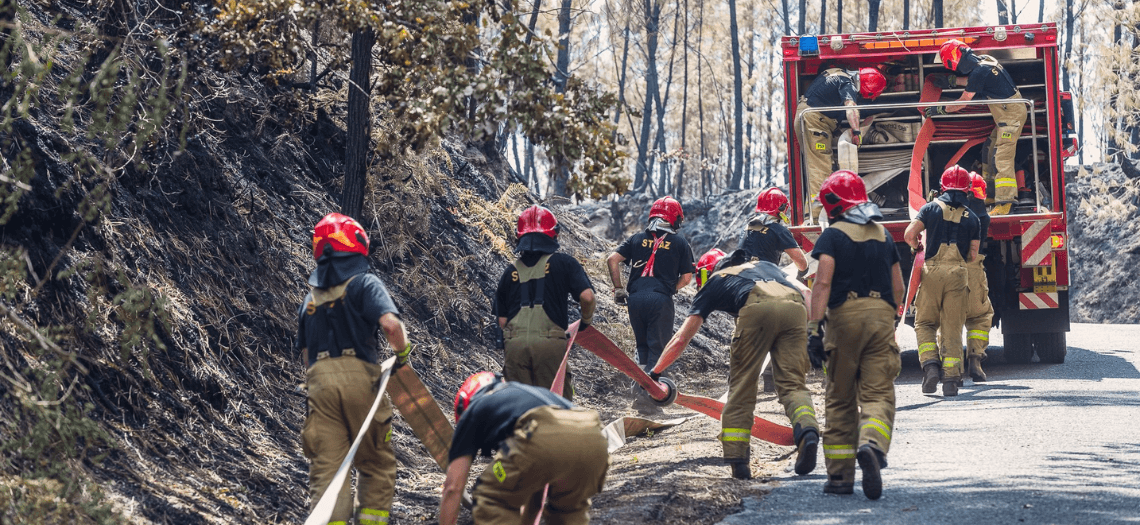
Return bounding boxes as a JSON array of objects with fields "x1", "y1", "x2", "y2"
[
  {"x1": 996, "y1": 0, "x2": 1009, "y2": 24},
  {"x1": 782, "y1": 0, "x2": 791, "y2": 35},
  {"x1": 341, "y1": 28, "x2": 375, "y2": 219},
  {"x1": 744, "y1": 3, "x2": 756, "y2": 188},
  {"x1": 676, "y1": 0, "x2": 689, "y2": 200},
  {"x1": 1010, "y1": 0, "x2": 1018, "y2": 23},
  {"x1": 868, "y1": 0, "x2": 881, "y2": 32},
  {"x1": 550, "y1": 0, "x2": 573, "y2": 197},
  {"x1": 1038, "y1": 0, "x2": 1044, "y2": 23},
  {"x1": 798, "y1": 0, "x2": 806, "y2": 35},
  {"x1": 820, "y1": 0, "x2": 827, "y2": 34},
  {"x1": 932, "y1": 0, "x2": 943, "y2": 28},
  {"x1": 698, "y1": 0, "x2": 709, "y2": 196},
  {"x1": 654, "y1": 7, "x2": 682, "y2": 195},
  {"x1": 836, "y1": 0, "x2": 843, "y2": 33},
  {"x1": 613, "y1": 22, "x2": 631, "y2": 142},
  {"x1": 729, "y1": 0, "x2": 744, "y2": 190},
  {"x1": 635, "y1": 0, "x2": 662, "y2": 192},
  {"x1": 525, "y1": 0, "x2": 542, "y2": 45},
  {"x1": 1062, "y1": 0, "x2": 1073, "y2": 91},
  {"x1": 903, "y1": 0, "x2": 909, "y2": 30}
]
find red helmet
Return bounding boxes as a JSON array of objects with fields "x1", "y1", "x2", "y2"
[
  {"x1": 858, "y1": 68, "x2": 887, "y2": 100},
  {"x1": 940, "y1": 165, "x2": 971, "y2": 192},
  {"x1": 939, "y1": 39, "x2": 971, "y2": 71},
  {"x1": 453, "y1": 371, "x2": 503, "y2": 423},
  {"x1": 818, "y1": 170, "x2": 869, "y2": 220},
  {"x1": 969, "y1": 171, "x2": 987, "y2": 199},
  {"x1": 649, "y1": 196, "x2": 684, "y2": 227},
  {"x1": 696, "y1": 249, "x2": 727, "y2": 290},
  {"x1": 517, "y1": 205, "x2": 559, "y2": 239},
  {"x1": 313, "y1": 212, "x2": 369, "y2": 260},
  {"x1": 755, "y1": 187, "x2": 790, "y2": 221}
]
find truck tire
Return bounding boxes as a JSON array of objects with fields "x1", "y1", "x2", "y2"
[
  {"x1": 1003, "y1": 333, "x2": 1034, "y2": 364},
  {"x1": 1033, "y1": 332, "x2": 1067, "y2": 364}
]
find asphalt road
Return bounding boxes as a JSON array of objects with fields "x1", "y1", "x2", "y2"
[{"x1": 718, "y1": 323, "x2": 1140, "y2": 525}]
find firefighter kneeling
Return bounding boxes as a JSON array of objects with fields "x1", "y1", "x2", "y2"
[
  {"x1": 808, "y1": 171, "x2": 905, "y2": 500},
  {"x1": 905, "y1": 165, "x2": 982, "y2": 396},
  {"x1": 440, "y1": 372, "x2": 610, "y2": 525},
  {"x1": 648, "y1": 249, "x2": 818, "y2": 480}
]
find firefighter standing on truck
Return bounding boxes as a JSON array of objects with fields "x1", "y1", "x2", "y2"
[
  {"x1": 904, "y1": 166, "x2": 982, "y2": 397},
  {"x1": 606, "y1": 196, "x2": 695, "y2": 415},
  {"x1": 648, "y1": 249, "x2": 819, "y2": 480},
  {"x1": 297, "y1": 213, "x2": 412, "y2": 525},
  {"x1": 927, "y1": 39, "x2": 1026, "y2": 216},
  {"x1": 440, "y1": 372, "x2": 610, "y2": 525},
  {"x1": 494, "y1": 205, "x2": 596, "y2": 400},
  {"x1": 795, "y1": 67, "x2": 887, "y2": 220},
  {"x1": 807, "y1": 171, "x2": 905, "y2": 500},
  {"x1": 740, "y1": 187, "x2": 810, "y2": 279}
]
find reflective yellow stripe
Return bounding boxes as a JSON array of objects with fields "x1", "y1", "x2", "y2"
[
  {"x1": 968, "y1": 330, "x2": 989, "y2": 341},
  {"x1": 792, "y1": 405, "x2": 816, "y2": 424},
  {"x1": 358, "y1": 508, "x2": 390, "y2": 525},
  {"x1": 943, "y1": 357, "x2": 961, "y2": 367},
  {"x1": 823, "y1": 444, "x2": 856, "y2": 459},
  {"x1": 918, "y1": 342, "x2": 937, "y2": 352},
  {"x1": 995, "y1": 178, "x2": 1017, "y2": 188},
  {"x1": 862, "y1": 418, "x2": 892, "y2": 441},
  {"x1": 329, "y1": 522, "x2": 347, "y2": 525},
  {"x1": 721, "y1": 428, "x2": 751, "y2": 442}
]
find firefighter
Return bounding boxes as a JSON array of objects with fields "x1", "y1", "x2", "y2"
[
  {"x1": 494, "y1": 205, "x2": 596, "y2": 400},
  {"x1": 794, "y1": 67, "x2": 887, "y2": 220},
  {"x1": 807, "y1": 171, "x2": 905, "y2": 500},
  {"x1": 740, "y1": 187, "x2": 810, "y2": 279},
  {"x1": 297, "y1": 212, "x2": 412, "y2": 525},
  {"x1": 904, "y1": 165, "x2": 981, "y2": 397},
  {"x1": 606, "y1": 196, "x2": 695, "y2": 414},
  {"x1": 440, "y1": 372, "x2": 610, "y2": 525},
  {"x1": 648, "y1": 249, "x2": 818, "y2": 480},
  {"x1": 963, "y1": 171, "x2": 993, "y2": 381},
  {"x1": 927, "y1": 39, "x2": 1026, "y2": 216}
]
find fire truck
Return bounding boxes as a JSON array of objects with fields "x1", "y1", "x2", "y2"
[{"x1": 782, "y1": 24, "x2": 1078, "y2": 364}]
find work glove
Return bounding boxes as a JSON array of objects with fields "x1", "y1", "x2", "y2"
[
  {"x1": 807, "y1": 334, "x2": 826, "y2": 370},
  {"x1": 931, "y1": 74, "x2": 957, "y2": 89},
  {"x1": 850, "y1": 129, "x2": 862, "y2": 146},
  {"x1": 796, "y1": 267, "x2": 809, "y2": 284},
  {"x1": 923, "y1": 105, "x2": 947, "y2": 118},
  {"x1": 614, "y1": 288, "x2": 629, "y2": 306},
  {"x1": 394, "y1": 343, "x2": 412, "y2": 368},
  {"x1": 806, "y1": 319, "x2": 822, "y2": 338},
  {"x1": 910, "y1": 242, "x2": 924, "y2": 255},
  {"x1": 649, "y1": 371, "x2": 661, "y2": 381}
]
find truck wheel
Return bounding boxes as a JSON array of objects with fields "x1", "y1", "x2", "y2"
[
  {"x1": 1003, "y1": 334, "x2": 1034, "y2": 364},
  {"x1": 1033, "y1": 332, "x2": 1067, "y2": 364}
]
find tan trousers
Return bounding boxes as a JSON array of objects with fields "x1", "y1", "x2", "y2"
[
  {"x1": 720, "y1": 283, "x2": 817, "y2": 460},
  {"x1": 983, "y1": 91, "x2": 1026, "y2": 203},
  {"x1": 795, "y1": 100, "x2": 839, "y2": 208},
  {"x1": 964, "y1": 255, "x2": 993, "y2": 358},
  {"x1": 473, "y1": 406, "x2": 610, "y2": 525},
  {"x1": 504, "y1": 318, "x2": 571, "y2": 400},
  {"x1": 915, "y1": 247, "x2": 969, "y2": 379},
  {"x1": 302, "y1": 357, "x2": 396, "y2": 525},
  {"x1": 821, "y1": 298, "x2": 900, "y2": 484}
]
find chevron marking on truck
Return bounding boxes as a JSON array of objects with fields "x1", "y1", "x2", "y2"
[
  {"x1": 1019, "y1": 292, "x2": 1059, "y2": 310},
  {"x1": 1021, "y1": 220, "x2": 1054, "y2": 267}
]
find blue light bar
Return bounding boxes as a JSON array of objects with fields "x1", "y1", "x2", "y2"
[{"x1": 799, "y1": 36, "x2": 820, "y2": 56}]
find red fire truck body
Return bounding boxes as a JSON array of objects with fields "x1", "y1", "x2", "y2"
[{"x1": 782, "y1": 24, "x2": 1077, "y2": 363}]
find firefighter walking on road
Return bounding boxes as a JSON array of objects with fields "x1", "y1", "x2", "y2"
[
  {"x1": 494, "y1": 205, "x2": 596, "y2": 400},
  {"x1": 440, "y1": 372, "x2": 610, "y2": 525},
  {"x1": 740, "y1": 187, "x2": 810, "y2": 278},
  {"x1": 795, "y1": 67, "x2": 887, "y2": 219},
  {"x1": 607, "y1": 197, "x2": 695, "y2": 414},
  {"x1": 297, "y1": 213, "x2": 413, "y2": 525},
  {"x1": 807, "y1": 171, "x2": 905, "y2": 500},
  {"x1": 905, "y1": 166, "x2": 982, "y2": 397},
  {"x1": 927, "y1": 39, "x2": 1026, "y2": 216},
  {"x1": 963, "y1": 171, "x2": 993, "y2": 381},
  {"x1": 648, "y1": 249, "x2": 819, "y2": 480}
]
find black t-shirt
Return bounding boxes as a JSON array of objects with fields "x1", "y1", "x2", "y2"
[
  {"x1": 811, "y1": 222, "x2": 901, "y2": 310},
  {"x1": 448, "y1": 382, "x2": 574, "y2": 461},
  {"x1": 967, "y1": 195, "x2": 991, "y2": 244},
  {"x1": 915, "y1": 193, "x2": 981, "y2": 260},
  {"x1": 964, "y1": 55, "x2": 1017, "y2": 100},
  {"x1": 296, "y1": 272, "x2": 399, "y2": 366},
  {"x1": 616, "y1": 231, "x2": 696, "y2": 296},
  {"x1": 493, "y1": 252, "x2": 593, "y2": 329},
  {"x1": 804, "y1": 72, "x2": 859, "y2": 120},
  {"x1": 688, "y1": 261, "x2": 797, "y2": 318},
  {"x1": 739, "y1": 221, "x2": 799, "y2": 265}
]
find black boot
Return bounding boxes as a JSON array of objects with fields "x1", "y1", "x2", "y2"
[
  {"x1": 856, "y1": 445, "x2": 883, "y2": 500},
  {"x1": 728, "y1": 459, "x2": 752, "y2": 480},
  {"x1": 942, "y1": 377, "x2": 959, "y2": 396},
  {"x1": 969, "y1": 356, "x2": 987, "y2": 382},
  {"x1": 921, "y1": 363, "x2": 940, "y2": 394},
  {"x1": 823, "y1": 475, "x2": 854, "y2": 495},
  {"x1": 794, "y1": 430, "x2": 819, "y2": 475}
]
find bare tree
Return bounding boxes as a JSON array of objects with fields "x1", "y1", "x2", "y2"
[
  {"x1": 342, "y1": 28, "x2": 375, "y2": 218},
  {"x1": 903, "y1": 0, "x2": 909, "y2": 30},
  {"x1": 1038, "y1": 0, "x2": 1045, "y2": 23},
  {"x1": 635, "y1": 0, "x2": 663, "y2": 192},
  {"x1": 820, "y1": 0, "x2": 827, "y2": 34},
  {"x1": 675, "y1": 0, "x2": 689, "y2": 199},
  {"x1": 798, "y1": 0, "x2": 806, "y2": 34},
  {"x1": 868, "y1": 0, "x2": 881, "y2": 32},
  {"x1": 932, "y1": 0, "x2": 943, "y2": 28},
  {"x1": 729, "y1": 0, "x2": 745, "y2": 189},
  {"x1": 836, "y1": 0, "x2": 843, "y2": 33},
  {"x1": 550, "y1": 0, "x2": 573, "y2": 196},
  {"x1": 997, "y1": 0, "x2": 1009, "y2": 24},
  {"x1": 654, "y1": 5, "x2": 682, "y2": 195}
]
